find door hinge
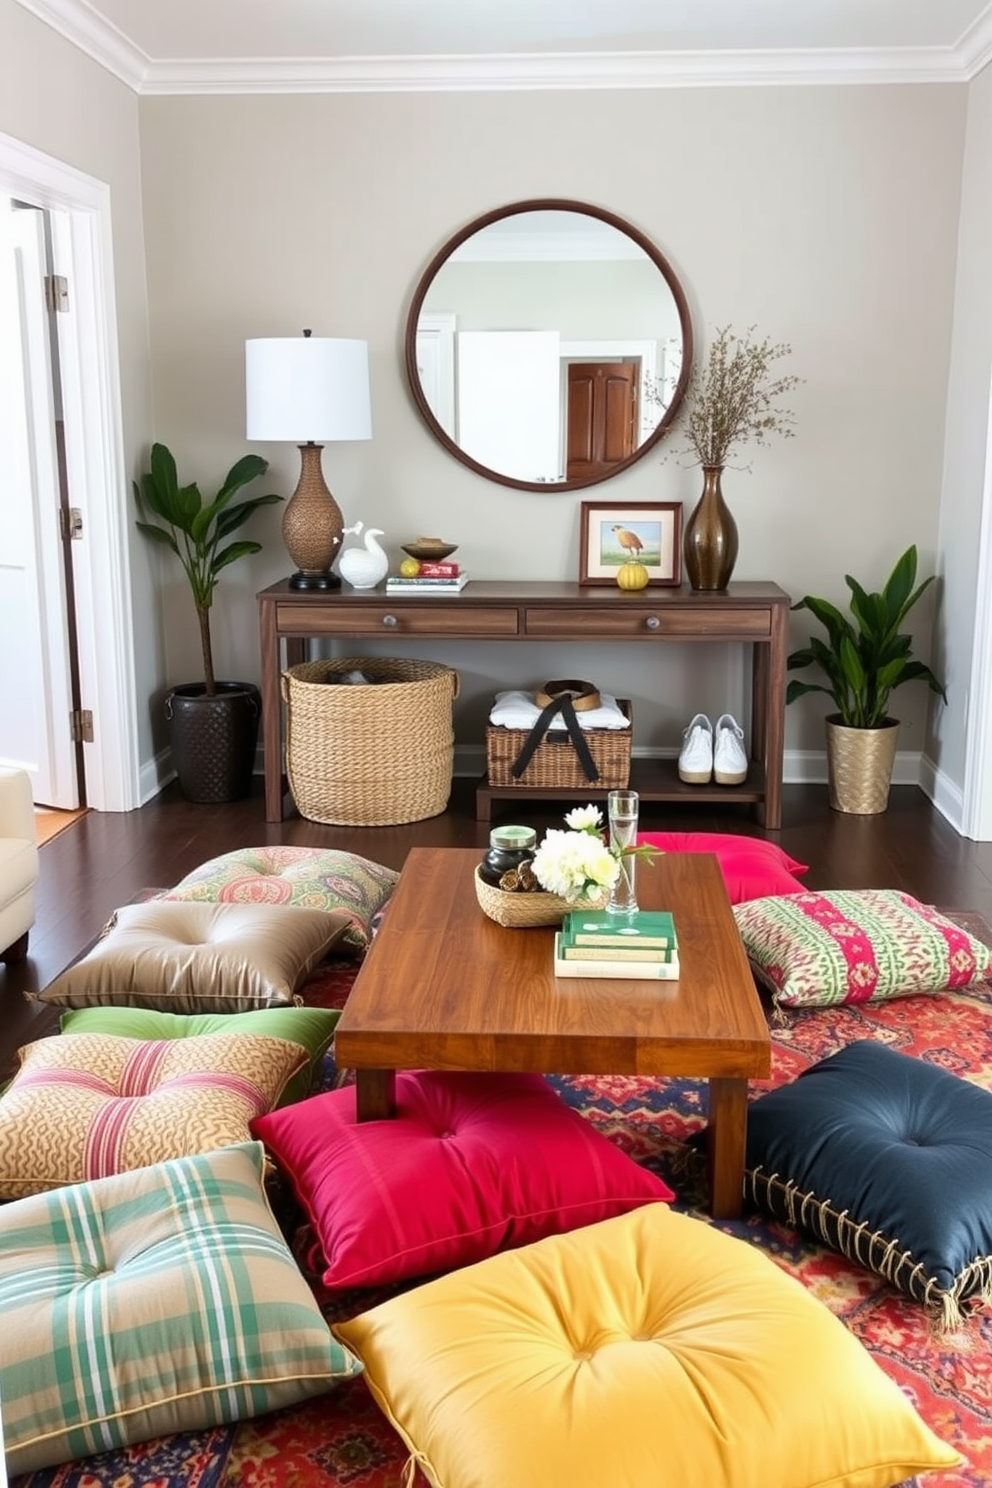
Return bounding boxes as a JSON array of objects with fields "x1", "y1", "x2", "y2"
[
  {"x1": 44, "y1": 273, "x2": 69, "y2": 313},
  {"x1": 60, "y1": 507, "x2": 83, "y2": 541},
  {"x1": 70, "y1": 709, "x2": 94, "y2": 744}
]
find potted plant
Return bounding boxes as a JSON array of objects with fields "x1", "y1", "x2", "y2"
[
  {"x1": 134, "y1": 442, "x2": 282, "y2": 802},
  {"x1": 786, "y1": 545, "x2": 947, "y2": 814}
]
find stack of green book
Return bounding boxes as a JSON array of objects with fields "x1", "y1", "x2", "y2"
[{"x1": 553, "y1": 911, "x2": 679, "y2": 980}]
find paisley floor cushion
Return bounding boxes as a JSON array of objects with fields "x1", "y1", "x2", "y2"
[
  {"x1": 335, "y1": 1202, "x2": 959, "y2": 1488},
  {"x1": 0, "y1": 1143, "x2": 362, "y2": 1476},
  {"x1": 158, "y1": 846, "x2": 399, "y2": 950}
]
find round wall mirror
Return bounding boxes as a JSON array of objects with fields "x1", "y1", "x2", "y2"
[{"x1": 404, "y1": 199, "x2": 693, "y2": 493}]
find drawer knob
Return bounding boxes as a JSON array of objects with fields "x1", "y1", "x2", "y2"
[
  {"x1": 382, "y1": 613, "x2": 399, "y2": 628},
  {"x1": 645, "y1": 615, "x2": 661, "y2": 631}
]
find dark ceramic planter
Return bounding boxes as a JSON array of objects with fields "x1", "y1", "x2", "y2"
[{"x1": 165, "y1": 681, "x2": 260, "y2": 803}]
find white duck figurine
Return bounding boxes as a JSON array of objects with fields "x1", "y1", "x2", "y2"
[{"x1": 337, "y1": 520, "x2": 389, "y2": 590}]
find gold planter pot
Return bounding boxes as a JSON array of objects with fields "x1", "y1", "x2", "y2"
[{"x1": 825, "y1": 715, "x2": 900, "y2": 815}]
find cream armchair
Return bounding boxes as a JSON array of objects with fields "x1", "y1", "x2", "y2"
[{"x1": 0, "y1": 767, "x2": 39, "y2": 964}]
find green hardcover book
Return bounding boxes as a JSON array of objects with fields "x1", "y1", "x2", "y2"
[
  {"x1": 553, "y1": 934, "x2": 681, "y2": 980},
  {"x1": 563, "y1": 910, "x2": 676, "y2": 949}
]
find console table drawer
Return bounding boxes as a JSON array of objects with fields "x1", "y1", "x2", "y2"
[
  {"x1": 524, "y1": 607, "x2": 772, "y2": 639},
  {"x1": 282, "y1": 604, "x2": 519, "y2": 638}
]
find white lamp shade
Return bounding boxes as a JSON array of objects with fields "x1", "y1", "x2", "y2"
[{"x1": 245, "y1": 336, "x2": 372, "y2": 442}]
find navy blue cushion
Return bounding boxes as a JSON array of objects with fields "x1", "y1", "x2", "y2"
[{"x1": 745, "y1": 1040, "x2": 992, "y2": 1329}]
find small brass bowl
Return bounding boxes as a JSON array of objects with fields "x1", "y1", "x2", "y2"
[{"x1": 401, "y1": 538, "x2": 458, "y2": 561}]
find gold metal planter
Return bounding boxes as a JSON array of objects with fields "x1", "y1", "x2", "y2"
[{"x1": 825, "y1": 716, "x2": 900, "y2": 814}]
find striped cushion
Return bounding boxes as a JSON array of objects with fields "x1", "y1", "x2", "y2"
[
  {"x1": 733, "y1": 889, "x2": 992, "y2": 1009},
  {"x1": 0, "y1": 1032, "x2": 308, "y2": 1198},
  {"x1": 0, "y1": 1143, "x2": 362, "y2": 1476},
  {"x1": 159, "y1": 846, "x2": 399, "y2": 950}
]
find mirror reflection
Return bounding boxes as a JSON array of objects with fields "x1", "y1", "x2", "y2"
[{"x1": 405, "y1": 200, "x2": 693, "y2": 492}]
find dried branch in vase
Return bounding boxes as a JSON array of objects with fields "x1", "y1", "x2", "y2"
[{"x1": 672, "y1": 325, "x2": 803, "y2": 470}]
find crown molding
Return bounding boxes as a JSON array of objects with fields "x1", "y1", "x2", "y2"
[{"x1": 13, "y1": 0, "x2": 990, "y2": 95}]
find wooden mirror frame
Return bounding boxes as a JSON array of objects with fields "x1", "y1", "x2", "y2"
[{"x1": 404, "y1": 198, "x2": 694, "y2": 493}]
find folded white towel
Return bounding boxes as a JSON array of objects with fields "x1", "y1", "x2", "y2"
[{"x1": 489, "y1": 690, "x2": 630, "y2": 730}]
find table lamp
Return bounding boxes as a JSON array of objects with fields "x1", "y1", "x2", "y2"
[{"x1": 245, "y1": 331, "x2": 372, "y2": 590}]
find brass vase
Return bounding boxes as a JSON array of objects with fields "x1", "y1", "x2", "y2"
[{"x1": 683, "y1": 465, "x2": 739, "y2": 591}]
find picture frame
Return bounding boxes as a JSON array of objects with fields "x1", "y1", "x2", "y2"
[{"x1": 578, "y1": 501, "x2": 683, "y2": 587}]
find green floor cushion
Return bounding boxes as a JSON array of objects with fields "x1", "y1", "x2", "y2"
[
  {"x1": 59, "y1": 1004, "x2": 340, "y2": 1106},
  {"x1": 31, "y1": 900, "x2": 348, "y2": 1012},
  {"x1": 335, "y1": 1202, "x2": 959, "y2": 1488},
  {"x1": 0, "y1": 1030, "x2": 308, "y2": 1197},
  {"x1": 733, "y1": 888, "x2": 992, "y2": 1009},
  {"x1": 745, "y1": 1039, "x2": 992, "y2": 1329},
  {"x1": 0, "y1": 1143, "x2": 362, "y2": 1476},
  {"x1": 159, "y1": 846, "x2": 399, "y2": 950}
]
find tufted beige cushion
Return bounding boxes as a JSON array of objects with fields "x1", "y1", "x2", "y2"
[
  {"x1": 0, "y1": 1030, "x2": 309, "y2": 1198},
  {"x1": 31, "y1": 900, "x2": 350, "y2": 1012}
]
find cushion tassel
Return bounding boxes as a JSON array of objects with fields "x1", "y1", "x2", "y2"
[{"x1": 402, "y1": 1449, "x2": 433, "y2": 1487}]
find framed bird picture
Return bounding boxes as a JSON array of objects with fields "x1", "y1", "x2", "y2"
[{"x1": 578, "y1": 501, "x2": 682, "y2": 587}]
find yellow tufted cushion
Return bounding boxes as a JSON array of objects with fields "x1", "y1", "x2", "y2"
[
  {"x1": 31, "y1": 900, "x2": 350, "y2": 1012},
  {"x1": 335, "y1": 1203, "x2": 960, "y2": 1488},
  {"x1": 0, "y1": 1031, "x2": 308, "y2": 1197}
]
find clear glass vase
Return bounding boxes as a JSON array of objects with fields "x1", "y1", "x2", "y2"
[{"x1": 606, "y1": 789, "x2": 639, "y2": 916}]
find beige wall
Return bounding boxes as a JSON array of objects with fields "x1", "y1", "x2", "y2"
[
  {"x1": 138, "y1": 86, "x2": 965, "y2": 761},
  {"x1": 0, "y1": 0, "x2": 160, "y2": 765}
]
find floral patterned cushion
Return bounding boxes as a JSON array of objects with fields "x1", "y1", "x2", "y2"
[
  {"x1": 0, "y1": 1031, "x2": 308, "y2": 1198},
  {"x1": 733, "y1": 889, "x2": 992, "y2": 1009},
  {"x1": 158, "y1": 846, "x2": 398, "y2": 950}
]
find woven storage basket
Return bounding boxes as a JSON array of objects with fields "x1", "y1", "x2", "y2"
[
  {"x1": 486, "y1": 699, "x2": 632, "y2": 790},
  {"x1": 474, "y1": 867, "x2": 606, "y2": 928},
  {"x1": 281, "y1": 657, "x2": 459, "y2": 826}
]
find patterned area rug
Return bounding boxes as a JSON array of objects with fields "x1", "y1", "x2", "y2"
[{"x1": 12, "y1": 915, "x2": 992, "y2": 1488}]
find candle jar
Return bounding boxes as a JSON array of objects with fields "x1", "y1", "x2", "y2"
[{"x1": 479, "y1": 824, "x2": 537, "y2": 887}]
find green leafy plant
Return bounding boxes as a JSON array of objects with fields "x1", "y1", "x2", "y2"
[
  {"x1": 786, "y1": 545, "x2": 947, "y2": 729},
  {"x1": 134, "y1": 442, "x2": 282, "y2": 696}
]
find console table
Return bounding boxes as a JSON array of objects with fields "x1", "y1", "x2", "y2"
[{"x1": 256, "y1": 579, "x2": 791, "y2": 829}]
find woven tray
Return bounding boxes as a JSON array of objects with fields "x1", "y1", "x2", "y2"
[
  {"x1": 281, "y1": 657, "x2": 459, "y2": 826},
  {"x1": 486, "y1": 699, "x2": 632, "y2": 789},
  {"x1": 474, "y1": 867, "x2": 607, "y2": 928}
]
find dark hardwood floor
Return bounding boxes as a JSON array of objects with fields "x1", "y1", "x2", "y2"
[{"x1": 4, "y1": 778, "x2": 992, "y2": 1081}]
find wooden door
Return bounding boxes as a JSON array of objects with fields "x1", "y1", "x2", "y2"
[{"x1": 565, "y1": 360, "x2": 639, "y2": 481}]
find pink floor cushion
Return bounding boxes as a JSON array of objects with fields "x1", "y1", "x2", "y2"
[
  {"x1": 251, "y1": 1070, "x2": 673, "y2": 1289},
  {"x1": 636, "y1": 831, "x2": 808, "y2": 904},
  {"x1": 159, "y1": 846, "x2": 399, "y2": 951}
]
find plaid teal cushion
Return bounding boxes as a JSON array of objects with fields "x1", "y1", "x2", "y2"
[{"x1": 0, "y1": 1142, "x2": 362, "y2": 1475}]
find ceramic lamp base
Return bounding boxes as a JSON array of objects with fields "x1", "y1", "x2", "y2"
[{"x1": 282, "y1": 442, "x2": 345, "y2": 582}]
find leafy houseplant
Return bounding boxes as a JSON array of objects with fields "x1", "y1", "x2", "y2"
[
  {"x1": 786, "y1": 545, "x2": 946, "y2": 813},
  {"x1": 134, "y1": 443, "x2": 282, "y2": 801},
  {"x1": 675, "y1": 325, "x2": 802, "y2": 591}
]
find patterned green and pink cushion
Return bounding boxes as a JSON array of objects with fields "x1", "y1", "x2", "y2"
[
  {"x1": 0, "y1": 1142, "x2": 362, "y2": 1476},
  {"x1": 158, "y1": 846, "x2": 398, "y2": 951},
  {"x1": 733, "y1": 889, "x2": 992, "y2": 1009}
]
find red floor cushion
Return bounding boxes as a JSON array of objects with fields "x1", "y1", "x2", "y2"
[
  {"x1": 252, "y1": 1070, "x2": 673, "y2": 1289},
  {"x1": 636, "y1": 830, "x2": 808, "y2": 903}
]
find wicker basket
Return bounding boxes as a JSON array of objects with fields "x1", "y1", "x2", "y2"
[
  {"x1": 474, "y1": 867, "x2": 606, "y2": 928},
  {"x1": 486, "y1": 699, "x2": 632, "y2": 790},
  {"x1": 281, "y1": 657, "x2": 459, "y2": 826}
]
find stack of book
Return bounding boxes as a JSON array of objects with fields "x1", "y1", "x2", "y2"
[
  {"x1": 385, "y1": 561, "x2": 469, "y2": 595},
  {"x1": 553, "y1": 910, "x2": 679, "y2": 980}
]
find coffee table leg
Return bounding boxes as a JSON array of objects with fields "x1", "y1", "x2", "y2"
[
  {"x1": 707, "y1": 1077, "x2": 747, "y2": 1219},
  {"x1": 354, "y1": 1070, "x2": 396, "y2": 1121}
]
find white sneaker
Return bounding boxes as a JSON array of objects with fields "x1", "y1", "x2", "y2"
[
  {"x1": 714, "y1": 713, "x2": 748, "y2": 785},
  {"x1": 678, "y1": 713, "x2": 713, "y2": 784}
]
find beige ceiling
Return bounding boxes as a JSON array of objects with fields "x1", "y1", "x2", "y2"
[{"x1": 15, "y1": 0, "x2": 992, "y2": 91}]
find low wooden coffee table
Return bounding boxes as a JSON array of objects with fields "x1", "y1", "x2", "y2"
[{"x1": 334, "y1": 846, "x2": 770, "y2": 1218}]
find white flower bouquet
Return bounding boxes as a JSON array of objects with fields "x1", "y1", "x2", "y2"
[{"x1": 531, "y1": 805, "x2": 658, "y2": 905}]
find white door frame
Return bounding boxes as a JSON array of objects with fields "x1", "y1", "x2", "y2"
[
  {"x1": 0, "y1": 130, "x2": 138, "y2": 812},
  {"x1": 962, "y1": 390, "x2": 992, "y2": 840}
]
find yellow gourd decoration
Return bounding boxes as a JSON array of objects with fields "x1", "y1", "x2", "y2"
[{"x1": 616, "y1": 561, "x2": 650, "y2": 591}]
